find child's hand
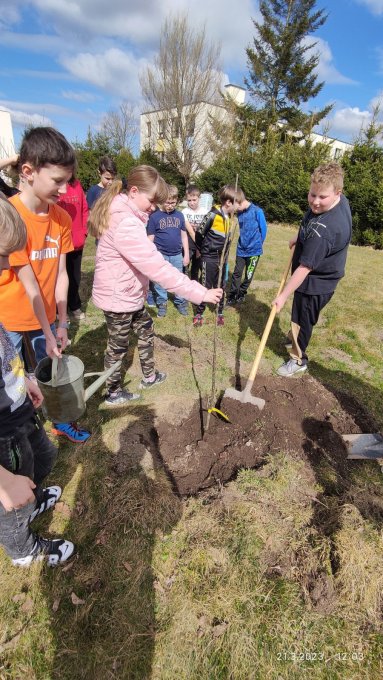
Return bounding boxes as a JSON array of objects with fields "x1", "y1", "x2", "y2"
[
  {"x1": 289, "y1": 236, "x2": 297, "y2": 249},
  {"x1": 46, "y1": 333, "x2": 62, "y2": 359},
  {"x1": 183, "y1": 255, "x2": 190, "y2": 267},
  {"x1": 25, "y1": 377, "x2": 44, "y2": 408},
  {"x1": 56, "y1": 327, "x2": 69, "y2": 352},
  {"x1": 0, "y1": 470, "x2": 36, "y2": 512},
  {"x1": 272, "y1": 294, "x2": 286, "y2": 312},
  {"x1": 203, "y1": 288, "x2": 223, "y2": 304}
]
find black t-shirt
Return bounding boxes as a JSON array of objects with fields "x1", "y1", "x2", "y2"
[
  {"x1": 0, "y1": 323, "x2": 33, "y2": 436},
  {"x1": 292, "y1": 194, "x2": 352, "y2": 295}
]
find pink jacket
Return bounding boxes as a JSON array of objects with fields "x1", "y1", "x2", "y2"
[
  {"x1": 92, "y1": 194, "x2": 207, "y2": 313},
  {"x1": 57, "y1": 179, "x2": 88, "y2": 250}
]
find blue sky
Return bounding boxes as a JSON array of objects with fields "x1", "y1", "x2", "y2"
[{"x1": 0, "y1": 0, "x2": 382, "y2": 153}]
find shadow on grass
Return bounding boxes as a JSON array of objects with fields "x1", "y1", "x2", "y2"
[
  {"x1": 229, "y1": 292, "x2": 287, "y2": 388},
  {"x1": 301, "y1": 361, "x2": 383, "y2": 572},
  {"x1": 36, "y1": 325, "x2": 182, "y2": 679}
]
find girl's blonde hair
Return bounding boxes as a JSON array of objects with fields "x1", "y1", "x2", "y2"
[
  {"x1": 88, "y1": 165, "x2": 168, "y2": 238},
  {"x1": 0, "y1": 195, "x2": 27, "y2": 254}
]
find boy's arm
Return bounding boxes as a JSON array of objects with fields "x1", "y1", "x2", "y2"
[
  {"x1": 258, "y1": 209, "x2": 267, "y2": 243},
  {"x1": 185, "y1": 220, "x2": 195, "y2": 241},
  {"x1": 0, "y1": 155, "x2": 18, "y2": 172},
  {"x1": 195, "y1": 211, "x2": 214, "y2": 249},
  {"x1": 273, "y1": 264, "x2": 311, "y2": 312},
  {"x1": 181, "y1": 230, "x2": 189, "y2": 266},
  {"x1": 55, "y1": 254, "x2": 69, "y2": 350},
  {"x1": 15, "y1": 264, "x2": 61, "y2": 358},
  {"x1": 0, "y1": 466, "x2": 36, "y2": 512}
]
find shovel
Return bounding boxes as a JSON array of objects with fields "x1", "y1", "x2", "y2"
[
  {"x1": 342, "y1": 433, "x2": 383, "y2": 460},
  {"x1": 224, "y1": 247, "x2": 294, "y2": 410}
]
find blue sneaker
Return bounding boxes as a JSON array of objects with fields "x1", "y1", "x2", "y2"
[
  {"x1": 157, "y1": 304, "x2": 167, "y2": 318},
  {"x1": 51, "y1": 422, "x2": 91, "y2": 443}
]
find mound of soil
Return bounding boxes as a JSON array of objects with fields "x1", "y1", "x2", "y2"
[{"x1": 156, "y1": 374, "x2": 379, "y2": 496}]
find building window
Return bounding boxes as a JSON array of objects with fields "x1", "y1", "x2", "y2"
[
  {"x1": 334, "y1": 147, "x2": 342, "y2": 160},
  {"x1": 158, "y1": 119, "x2": 166, "y2": 139},
  {"x1": 172, "y1": 117, "x2": 180, "y2": 138},
  {"x1": 146, "y1": 121, "x2": 151, "y2": 138}
]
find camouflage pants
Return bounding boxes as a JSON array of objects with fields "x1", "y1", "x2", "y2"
[{"x1": 104, "y1": 307, "x2": 154, "y2": 393}]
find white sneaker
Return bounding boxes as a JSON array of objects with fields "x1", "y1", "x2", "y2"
[
  {"x1": 277, "y1": 359, "x2": 308, "y2": 377},
  {"x1": 12, "y1": 536, "x2": 75, "y2": 567},
  {"x1": 29, "y1": 485, "x2": 62, "y2": 523}
]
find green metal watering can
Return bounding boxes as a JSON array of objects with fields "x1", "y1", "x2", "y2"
[{"x1": 35, "y1": 355, "x2": 121, "y2": 422}]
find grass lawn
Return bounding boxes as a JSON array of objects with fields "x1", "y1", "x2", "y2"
[{"x1": 1, "y1": 223, "x2": 383, "y2": 679}]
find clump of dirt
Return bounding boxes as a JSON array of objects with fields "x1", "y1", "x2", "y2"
[{"x1": 156, "y1": 374, "x2": 380, "y2": 496}]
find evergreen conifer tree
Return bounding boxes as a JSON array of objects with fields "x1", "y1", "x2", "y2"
[{"x1": 244, "y1": 0, "x2": 332, "y2": 139}]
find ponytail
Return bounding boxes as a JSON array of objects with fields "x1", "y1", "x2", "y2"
[{"x1": 88, "y1": 180, "x2": 124, "y2": 238}]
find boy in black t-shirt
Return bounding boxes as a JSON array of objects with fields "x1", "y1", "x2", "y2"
[
  {"x1": 0, "y1": 196, "x2": 75, "y2": 566},
  {"x1": 273, "y1": 162, "x2": 352, "y2": 377}
]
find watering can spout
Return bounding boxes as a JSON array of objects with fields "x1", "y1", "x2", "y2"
[{"x1": 84, "y1": 360, "x2": 122, "y2": 402}]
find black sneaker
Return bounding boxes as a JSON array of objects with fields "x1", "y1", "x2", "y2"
[
  {"x1": 236, "y1": 295, "x2": 246, "y2": 304},
  {"x1": 12, "y1": 536, "x2": 75, "y2": 567},
  {"x1": 139, "y1": 371, "x2": 167, "y2": 389},
  {"x1": 226, "y1": 297, "x2": 237, "y2": 306},
  {"x1": 104, "y1": 389, "x2": 141, "y2": 407},
  {"x1": 29, "y1": 485, "x2": 62, "y2": 523},
  {"x1": 157, "y1": 304, "x2": 167, "y2": 318}
]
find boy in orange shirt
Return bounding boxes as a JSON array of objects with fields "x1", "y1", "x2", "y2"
[{"x1": 0, "y1": 127, "x2": 90, "y2": 442}]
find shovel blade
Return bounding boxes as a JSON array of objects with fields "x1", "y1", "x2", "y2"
[
  {"x1": 224, "y1": 387, "x2": 265, "y2": 411},
  {"x1": 342, "y1": 433, "x2": 383, "y2": 460}
]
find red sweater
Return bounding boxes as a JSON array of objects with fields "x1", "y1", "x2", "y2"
[{"x1": 58, "y1": 179, "x2": 89, "y2": 250}]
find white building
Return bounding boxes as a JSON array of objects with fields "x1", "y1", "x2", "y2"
[
  {"x1": 308, "y1": 132, "x2": 353, "y2": 160},
  {"x1": 0, "y1": 110, "x2": 16, "y2": 159},
  {"x1": 140, "y1": 87, "x2": 352, "y2": 171},
  {"x1": 140, "y1": 84, "x2": 246, "y2": 173}
]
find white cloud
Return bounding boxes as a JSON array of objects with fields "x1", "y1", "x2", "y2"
[
  {"x1": 0, "y1": 103, "x2": 53, "y2": 128},
  {"x1": 0, "y1": 99, "x2": 72, "y2": 116},
  {"x1": 61, "y1": 48, "x2": 148, "y2": 99},
  {"x1": 304, "y1": 37, "x2": 357, "y2": 85},
  {"x1": 0, "y1": 2, "x2": 21, "y2": 27},
  {"x1": 357, "y1": 0, "x2": 383, "y2": 15},
  {"x1": 321, "y1": 107, "x2": 372, "y2": 140},
  {"x1": 0, "y1": 68, "x2": 74, "y2": 81},
  {"x1": 0, "y1": 29, "x2": 68, "y2": 54},
  {"x1": 369, "y1": 91, "x2": 383, "y2": 110},
  {"x1": 6, "y1": 0, "x2": 257, "y2": 70},
  {"x1": 61, "y1": 90, "x2": 99, "y2": 103}
]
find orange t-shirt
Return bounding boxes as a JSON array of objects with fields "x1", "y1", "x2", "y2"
[{"x1": 0, "y1": 195, "x2": 73, "y2": 331}]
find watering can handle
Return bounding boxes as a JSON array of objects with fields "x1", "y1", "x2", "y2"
[{"x1": 51, "y1": 357, "x2": 59, "y2": 387}]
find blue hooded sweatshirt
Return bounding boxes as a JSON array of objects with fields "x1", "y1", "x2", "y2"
[{"x1": 237, "y1": 203, "x2": 267, "y2": 257}]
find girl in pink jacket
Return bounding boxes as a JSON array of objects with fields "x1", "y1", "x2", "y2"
[{"x1": 89, "y1": 165, "x2": 222, "y2": 408}]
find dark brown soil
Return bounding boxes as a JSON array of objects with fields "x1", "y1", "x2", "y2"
[{"x1": 156, "y1": 374, "x2": 380, "y2": 496}]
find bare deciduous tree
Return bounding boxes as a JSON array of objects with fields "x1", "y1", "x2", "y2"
[
  {"x1": 139, "y1": 12, "x2": 223, "y2": 182},
  {"x1": 101, "y1": 100, "x2": 138, "y2": 153}
]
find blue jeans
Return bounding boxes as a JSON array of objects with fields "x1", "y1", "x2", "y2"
[
  {"x1": 153, "y1": 253, "x2": 186, "y2": 306},
  {"x1": 7, "y1": 324, "x2": 56, "y2": 366}
]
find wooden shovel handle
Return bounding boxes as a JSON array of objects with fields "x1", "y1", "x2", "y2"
[{"x1": 247, "y1": 247, "x2": 295, "y2": 384}]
